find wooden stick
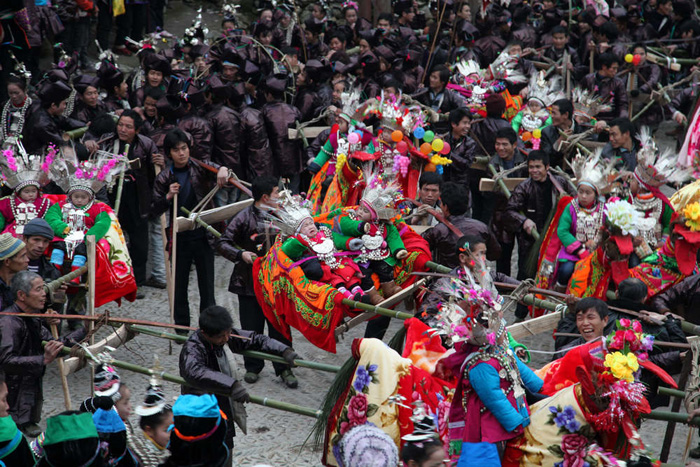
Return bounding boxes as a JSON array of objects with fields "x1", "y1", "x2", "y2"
[
  {"x1": 154, "y1": 165, "x2": 175, "y2": 355},
  {"x1": 660, "y1": 351, "x2": 693, "y2": 461},
  {"x1": 50, "y1": 323, "x2": 72, "y2": 409},
  {"x1": 169, "y1": 193, "x2": 178, "y2": 355},
  {"x1": 86, "y1": 235, "x2": 96, "y2": 395},
  {"x1": 113, "y1": 143, "x2": 129, "y2": 215},
  {"x1": 421, "y1": 0, "x2": 448, "y2": 84},
  {"x1": 589, "y1": 47, "x2": 594, "y2": 75},
  {"x1": 189, "y1": 158, "x2": 253, "y2": 198}
]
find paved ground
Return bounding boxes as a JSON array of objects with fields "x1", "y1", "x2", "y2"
[{"x1": 34, "y1": 1, "x2": 695, "y2": 464}]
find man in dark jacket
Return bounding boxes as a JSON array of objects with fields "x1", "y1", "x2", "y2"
[
  {"x1": 414, "y1": 64, "x2": 465, "y2": 133},
  {"x1": 87, "y1": 110, "x2": 159, "y2": 295},
  {"x1": 0, "y1": 271, "x2": 85, "y2": 436},
  {"x1": 22, "y1": 219, "x2": 60, "y2": 282},
  {"x1": 179, "y1": 305, "x2": 298, "y2": 449},
  {"x1": 440, "y1": 107, "x2": 477, "y2": 190},
  {"x1": 23, "y1": 81, "x2": 84, "y2": 153},
  {"x1": 652, "y1": 274, "x2": 700, "y2": 324},
  {"x1": 470, "y1": 93, "x2": 510, "y2": 223},
  {"x1": 262, "y1": 75, "x2": 304, "y2": 193},
  {"x1": 540, "y1": 99, "x2": 586, "y2": 169},
  {"x1": 489, "y1": 127, "x2": 527, "y2": 276},
  {"x1": 601, "y1": 118, "x2": 638, "y2": 171},
  {"x1": 216, "y1": 176, "x2": 297, "y2": 388},
  {"x1": 230, "y1": 83, "x2": 273, "y2": 181},
  {"x1": 205, "y1": 76, "x2": 242, "y2": 208},
  {"x1": 503, "y1": 151, "x2": 575, "y2": 291},
  {"x1": 151, "y1": 129, "x2": 229, "y2": 330},
  {"x1": 422, "y1": 182, "x2": 501, "y2": 269},
  {"x1": 580, "y1": 53, "x2": 628, "y2": 123}
]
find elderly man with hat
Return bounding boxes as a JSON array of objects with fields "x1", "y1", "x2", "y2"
[
  {"x1": 71, "y1": 75, "x2": 108, "y2": 124},
  {"x1": 22, "y1": 218, "x2": 61, "y2": 283},
  {"x1": 23, "y1": 81, "x2": 84, "y2": 153},
  {"x1": 0, "y1": 271, "x2": 85, "y2": 437},
  {"x1": 0, "y1": 233, "x2": 29, "y2": 311}
]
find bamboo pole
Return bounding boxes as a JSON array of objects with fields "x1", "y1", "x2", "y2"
[
  {"x1": 644, "y1": 410, "x2": 700, "y2": 426},
  {"x1": 113, "y1": 144, "x2": 129, "y2": 215},
  {"x1": 87, "y1": 235, "x2": 96, "y2": 394},
  {"x1": 421, "y1": 0, "x2": 448, "y2": 84},
  {"x1": 128, "y1": 325, "x2": 340, "y2": 373},
  {"x1": 555, "y1": 332, "x2": 691, "y2": 349},
  {"x1": 485, "y1": 163, "x2": 540, "y2": 241},
  {"x1": 0, "y1": 311, "x2": 202, "y2": 332},
  {"x1": 48, "y1": 342, "x2": 321, "y2": 418},
  {"x1": 658, "y1": 386, "x2": 687, "y2": 399},
  {"x1": 181, "y1": 207, "x2": 223, "y2": 238},
  {"x1": 169, "y1": 193, "x2": 178, "y2": 355},
  {"x1": 50, "y1": 323, "x2": 72, "y2": 410}
]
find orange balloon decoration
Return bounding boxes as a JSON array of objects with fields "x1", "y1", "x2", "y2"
[
  {"x1": 420, "y1": 142, "x2": 432, "y2": 155},
  {"x1": 424, "y1": 163, "x2": 437, "y2": 172},
  {"x1": 391, "y1": 130, "x2": 403, "y2": 142}
]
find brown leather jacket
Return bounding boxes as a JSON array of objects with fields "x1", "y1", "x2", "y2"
[
  {"x1": 179, "y1": 329, "x2": 289, "y2": 440},
  {"x1": 150, "y1": 159, "x2": 221, "y2": 221},
  {"x1": 236, "y1": 105, "x2": 273, "y2": 180},
  {"x1": 216, "y1": 205, "x2": 276, "y2": 296},
  {"x1": 262, "y1": 101, "x2": 303, "y2": 177},
  {"x1": 206, "y1": 104, "x2": 241, "y2": 176},
  {"x1": 0, "y1": 303, "x2": 85, "y2": 425},
  {"x1": 178, "y1": 115, "x2": 213, "y2": 162},
  {"x1": 652, "y1": 275, "x2": 700, "y2": 324}
]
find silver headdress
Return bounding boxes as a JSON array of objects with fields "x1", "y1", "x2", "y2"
[
  {"x1": 49, "y1": 146, "x2": 129, "y2": 196},
  {"x1": 527, "y1": 71, "x2": 565, "y2": 107},
  {"x1": 8, "y1": 51, "x2": 31, "y2": 85},
  {"x1": 484, "y1": 53, "x2": 527, "y2": 84},
  {"x1": 182, "y1": 9, "x2": 209, "y2": 47},
  {"x1": 360, "y1": 167, "x2": 402, "y2": 220},
  {"x1": 568, "y1": 148, "x2": 619, "y2": 195},
  {"x1": 265, "y1": 190, "x2": 314, "y2": 237},
  {"x1": 338, "y1": 87, "x2": 364, "y2": 123},
  {"x1": 571, "y1": 87, "x2": 612, "y2": 121},
  {"x1": 455, "y1": 59, "x2": 481, "y2": 79},
  {"x1": 635, "y1": 126, "x2": 693, "y2": 188},
  {"x1": 0, "y1": 141, "x2": 52, "y2": 192}
]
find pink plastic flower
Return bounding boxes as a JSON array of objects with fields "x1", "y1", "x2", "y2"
[
  {"x1": 632, "y1": 321, "x2": 642, "y2": 333},
  {"x1": 619, "y1": 318, "x2": 631, "y2": 328}
]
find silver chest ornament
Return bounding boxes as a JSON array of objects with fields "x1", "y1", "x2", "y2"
[
  {"x1": 574, "y1": 202, "x2": 604, "y2": 244},
  {"x1": 306, "y1": 227, "x2": 341, "y2": 269},
  {"x1": 358, "y1": 224, "x2": 390, "y2": 262},
  {"x1": 12, "y1": 201, "x2": 39, "y2": 235},
  {"x1": 62, "y1": 204, "x2": 88, "y2": 260},
  {"x1": 633, "y1": 196, "x2": 663, "y2": 247}
]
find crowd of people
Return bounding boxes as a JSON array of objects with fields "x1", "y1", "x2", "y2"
[{"x1": 1, "y1": 0, "x2": 700, "y2": 464}]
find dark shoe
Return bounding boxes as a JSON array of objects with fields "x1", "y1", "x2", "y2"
[
  {"x1": 175, "y1": 329, "x2": 189, "y2": 337},
  {"x1": 144, "y1": 277, "x2": 167, "y2": 289},
  {"x1": 244, "y1": 371, "x2": 259, "y2": 383},
  {"x1": 20, "y1": 423, "x2": 42, "y2": 438},
  {"x1": 280, "y1": 369, "x2": 298, "y2": 389},
  {"x1": 135, "y1": 288, "x2": 145, "y2": 299}
]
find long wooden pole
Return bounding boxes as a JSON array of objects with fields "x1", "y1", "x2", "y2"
[
  {"x1": 169, "y1": 193, "x2": 178, "y2": 355},
  {"x1": 47, "y1": 342, "x2": 321, "y2": 418},
  {"x1": 190, "y1": 158, "x2": 253, "y2": 197},
  {"x1": 129, "y1": 325, "x2": 340, "y2": 372},
  {"x1": 86, "y1": 235, "x2": 96, "y2": 395},
  {"x1": 113, "y1": 144, "x2": 129, "y2": 215},
  {"x1": 50, "y1": 323, "x2": 72, "y2": 410},
  {"x1": 421, "y1": 0, "x2": 448, "y2": 84}
]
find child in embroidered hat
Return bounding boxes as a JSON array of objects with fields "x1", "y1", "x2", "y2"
[
  {"x1": 45, "y1": 185, "x2": 112, "y2": 280},
  {"x1": 161, "y1": 394, "x2": 231, "y2": 467},
  {"x1": 34, "y1": 411, "x2": 103, "y2": 467},
  {"x1": 0, "y1": 414, "x2": 35, "y2": 466},
  {"x1": 0, "y1": 142, "x2": 54, "y2": 238},
  {"x1": 131, "y1": 379, "x2": 173, "y2": 466}
]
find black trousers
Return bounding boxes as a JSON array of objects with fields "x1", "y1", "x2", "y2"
[
  {"x1": 174, "y1": 234, "x2": 216, "y2": 328},
  {"x1": 147, "y1": 0, "x2": 165, "y2": 32},
  {"x1": 115, "y1": 3, "x2": 147, "y2": 46},
  {"x1": 113, "y1": 181, "x2": 148, "y2": 285},
  {"x1": 96, "y1": 2, "x2": 112, "y2": 50},
  {"x1": 237, "y1": 294, "x2": 291, "y2": 375}
]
